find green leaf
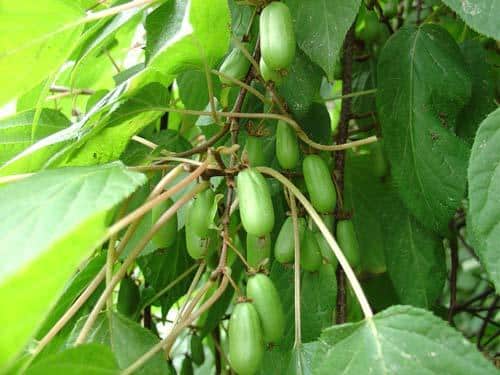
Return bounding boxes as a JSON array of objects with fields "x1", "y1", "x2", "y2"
[
  {"x1": 68, "y1": 312, "x2": 169, "y2": 375},
  {"x1": 344, "y1": 151, "x2": 387, "y2": 274},
  {"x1": 312, "y1": 305, "x2": 497, "y2": 375},
  {"x1": 177, "y1": 70, "x2": 222, "y2": 125},
  {"x1": 36, "y1": 252, "x2": 106, "y2": 340},
  {"x1": 468, "y1": 108, "x2": 500, "y2": 291},
  {"x1": 122, "y1": 129, "x2": 192, "y2": 166},
  {"x1": 285, "y1": 0, "x2": 362, "y2": 81},
  {"x1": 0, "y1": 82, "x2": 168, "y2": 175},
  {"x1": 456, "y1": 40, "x2": 497, "y2": 144},
  {"x1": 441, "y1": 0, "x2": 500, "y2": 40},
  {"x1": 63, "y1": 83, "x2": 169, "y2": 167},
  {"x1": 71, "y1": 6, "x2": 143, "y2": 85},
  {"x1": 145, "y1": 0, "x2": 230, "y2": 75},
  {"x1": 278, "y1": 49, "x2": 323, "y2": 118},
  {"x1": 25, "y1": 344, "x2": 119, "y2": 375},
  {"x1": 376, "y1": 25, "x2": 471, "y2": 233},
  {"x1": 381, "y1": 181, "x2": 446, "y2": 308},
  {"x1": 0, "y1": 109, "x2": 70, "y2": 165},
  {"x1": 0, "y1": 1, "x2": 85, "y2": 106},
  {"x1": 0, "y1": 162, "x2": 146, "y2": 368}
]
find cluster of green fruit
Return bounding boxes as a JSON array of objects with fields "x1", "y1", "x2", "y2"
[
  {"x1": 140, "y1": 162, "x2": 360, "y2": 374},
  {"x1": 118, "y1": 2, "x2": 365, "y2": 374}
]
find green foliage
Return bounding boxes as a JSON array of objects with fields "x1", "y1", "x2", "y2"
[
  {"x1": 25, "y1": 344, "x2": 119, "y2": 375},
  {"x1": 311, "y1": 306, "x2": 497, "y2": 374},
  {"x1": 0, "y1": 1, "x2": 85, "y2": 106},
  {"x1": 441, "y1": 0, "x2": 500, "y2": 39},
  {"x1": 1, "y1": 1, "x2": 499, "y2": 374},
  {"x1": 0, "y1": 162, "x2": 145, "y2": 367},
  {"x1": 468, "y1": 108, "x2": 500, "y2": 290},
  {"x1": 377, "y1": 25, "x2": 471, "y2": 234},
  {"x1": 286, "y1": 0, "x2": 362, "y2": 81}
]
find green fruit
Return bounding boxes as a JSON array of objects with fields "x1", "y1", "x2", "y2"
[
  {"x1": 180, "y1": 356, "x2": 193, "y2": 375},
  {"x1": 303, "y1": 154, "x2": 337, "y2": 213},
  {"x1": 188, "y1": 190, "x2": 216, "y2": 237},
  {"x1": 371, "y1": 141, "x2": 389, "y2": 178},
  {"x1": 260, "y1": 57, "x2": 283, "y2": 85},
  {"x1": 190, "y1": 334, "x2": 205, "y2": 365},
  {"x1": 315, "y1": 231, "x2": 338, "y2": 267},
  {"x1": 336, "y1": 220, "x2": 360, "y2": 269},
  {"x1": 152, "y1": 198, "x2": 177, "y2": 249},
  {"x1": 246, "y1": 233, "x2": 271, "y2": 268},
  {"x1": 301, "y1": 231, "x2": 322, "y2": 272},
  {"x1": 237, "y1": 168, "x2": 275, "y2": 236},
  {"x1": 246, "y1": 274, "x2": 285, "y2": 343},
  {"x1": 186, "y1": 225, "x2": 217, "y2": 260},
  {"x1": 245, "y1": 136, "x2": 267, "y2": 167},
  {"x1": 229, "y1": 302, "x2": 264, "y2": 375},
  {"x1": 219, "y1": 44, "x2": 251, "y2": 85},
  {"x1": 274, "y1": 216, "x2": 306, "y2": 263},
  {"x1": 276, "y1": 120, "x2": 299, "y2": 170},
  {"x1": 117, "y1": 276, "x2": 140, "y2": 318},
  {"x1": 260, "y1": 2, "x2": 296, "y2": 70}
]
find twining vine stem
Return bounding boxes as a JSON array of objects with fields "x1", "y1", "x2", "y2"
[{"x1": 334, "y1": 25, "x2": 355, "y2": 324}]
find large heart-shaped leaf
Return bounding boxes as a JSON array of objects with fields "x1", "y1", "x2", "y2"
[
  {"x1": 441, "y1": 0, "x2": 500, "y2": 40},
  {"x1": 376, "y1": 25, "x2": 471, "y2": 233},
  {"x1": 468, "y1": 108, "x2": 500, "y2": 291},
  {"x1": 145, "y1": 0, "x2": 230, "y2": 75},
  {"x1": 311, "y1": 305, "x2": 497, "y2": 374},
  {"x1": 0, "y1": 162, "x2": 146, "y2": 368},
  {"x1": 0, "y1": 1, "x2": 85, "y2": 106}
]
